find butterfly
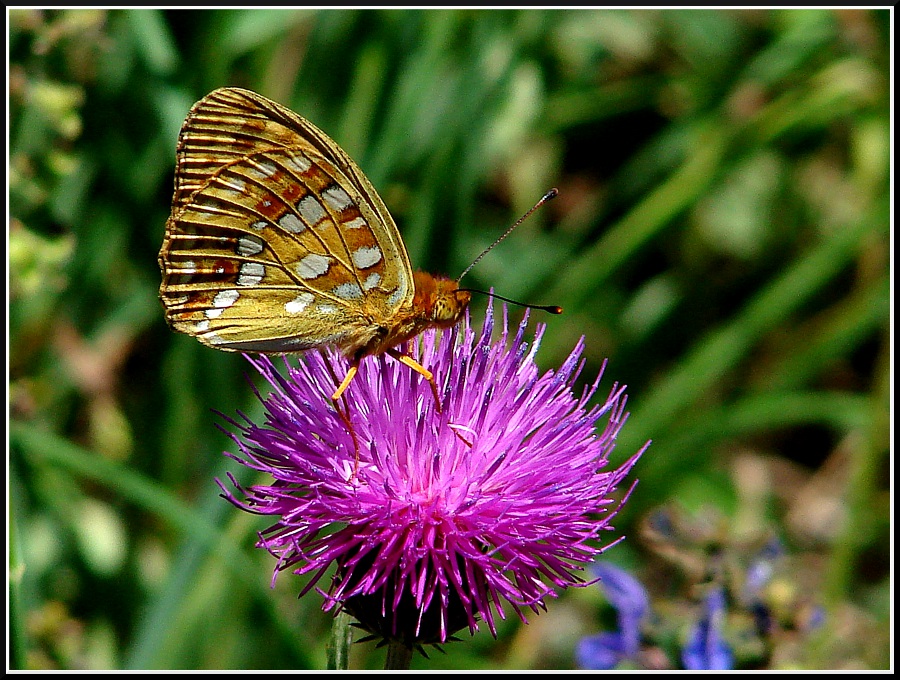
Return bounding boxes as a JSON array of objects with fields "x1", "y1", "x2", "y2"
[
  {"x1": 159, "y1": 87, "x2": 558, "y2": 411},
  {"x1": 159, "y1": 86, "x2": 479, "y2": 410}
]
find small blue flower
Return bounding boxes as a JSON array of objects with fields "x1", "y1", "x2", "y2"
[
  {"x1": 576, "y1": 562, "x2": 650, "y2": 669},
  {"x1": 803, "y1": 604, "x2": 826, "y2": 632},
  {"x1": 743, "y1": 537, "x2": 784, "y2": 600},
  {"x1": 576, "y1": 632, "x2": 634, "y2": 670},
  {"x1": 743, "y1": 537, "x2": 784, "y2": 636},
  {"x1": 682, "y1": 587, "x2": 734, "y2": 670}
]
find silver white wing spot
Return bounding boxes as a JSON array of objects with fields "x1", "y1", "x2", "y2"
[
  {"x1": 237, "y1": 262, "x2": 266, "y2": 286},
  {"x1": 206, "y1": 289, "x2": 240, "y2": 318},
  {"x1": 323, "y1": 185, "x2": 353, "y2": 211},
  {"x1": 297, "y1": 253, "x2": 332, "y2": 279},
  {"x1": 298, "y1": 195, "x2": 327, "y2": 226},
  {"x1": 285, "y1": 292, "x2": 315, "y2": 314},
  {"x1": 279, "y1": 213, "x2": 305, "y2": 233},
  {"x1": 352, "y1": 245, "x2": 382, "y2": 269}
]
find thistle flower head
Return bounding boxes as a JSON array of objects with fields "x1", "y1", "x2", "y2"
[{"x1": 219, "y1": 301, "x2": 645, "y2": 648}]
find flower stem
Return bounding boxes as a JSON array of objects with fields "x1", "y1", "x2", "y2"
[
  {"x1": 384, "y1": 639, "x2": 413, "y2": 670},
  {"x1": 327, "y1": 611, "x2": 353, "y2": 670}
]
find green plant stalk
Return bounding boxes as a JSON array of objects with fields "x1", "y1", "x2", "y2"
[
  {"x1": 616, "y1": 207, "x2": 882, "y2": 467},
  {"x1": 9, "y1": 423, "x2": 313, "y2": 669},
  {"x1": 327, "y1": 611, "x2": 353, "y2": 670}
]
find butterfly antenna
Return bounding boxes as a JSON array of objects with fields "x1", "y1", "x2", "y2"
[
  {"x1": 457, "y1": 188, "x2": 562, "y2": 315},
  {"x1": 456, "y1": 188, "x2": 558, "y2": 283},
  {"x1": 457, "y1": 288, "x2": 563, "y2": 315}
]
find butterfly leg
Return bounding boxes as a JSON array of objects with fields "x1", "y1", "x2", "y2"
[
  {"x1": 386, "y1": 350, "x2": 472, "y2": 448},
  {"x1": 385, "y1": 348, "x2": 442, "y2": 413},
  {"x1": 335, "y1": 399, "x2": 362, "y2": 480},
  {"x1": 331, "y1": 364, "x2": 359, "y2": 402},
  {"x1": 330, "y1": 362, "x2": 362, "y2": 480}
]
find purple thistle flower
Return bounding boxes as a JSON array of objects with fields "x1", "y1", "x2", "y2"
[{"x1": 217, "y1": 301, "x2": 646, "y2": 648}]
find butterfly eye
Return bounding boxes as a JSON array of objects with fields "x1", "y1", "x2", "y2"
[
  {"x1": 430, "y1": 292, "x2": 470, "y2": 325},
  {"x1": 432, "y1": 299, "x2": 457, "y2": 324}
]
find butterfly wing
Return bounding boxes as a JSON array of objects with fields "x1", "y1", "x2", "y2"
[{"x1": 159, "y1": 87, "x2": 414, "y2": 354}]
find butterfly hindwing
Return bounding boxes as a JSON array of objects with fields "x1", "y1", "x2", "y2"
[{"x1": 160, "y1": 88, "x2": 415, "y2": 353}]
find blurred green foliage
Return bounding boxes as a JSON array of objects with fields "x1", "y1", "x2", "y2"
[{"x1": 8, "y1": 8, "x2": 890, "y2": 670}]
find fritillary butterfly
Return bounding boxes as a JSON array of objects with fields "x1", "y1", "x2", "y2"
[{"x1": 158, "y1": 87, "x2": 555, "y2": 409}]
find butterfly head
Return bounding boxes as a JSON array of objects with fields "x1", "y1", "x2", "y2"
[{"x1": 413, "y1": 271, "x2": 472, "y2": 328}]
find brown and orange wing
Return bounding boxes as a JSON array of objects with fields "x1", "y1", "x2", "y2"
[{"x1": 158, "y1": 87, "x2": 414, "y2": 354}]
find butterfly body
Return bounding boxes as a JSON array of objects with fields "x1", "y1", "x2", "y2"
[
  {"x1": 159, "y1": 88, "x2": 470, "y2": 398},
  {"x1": 343, "y1": 271, "x2": 472, "y2": 360}
]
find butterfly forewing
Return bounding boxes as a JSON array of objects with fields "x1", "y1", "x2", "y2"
[{"x1": 160, "y1": 88, "x2": 415, "y2": 354}]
